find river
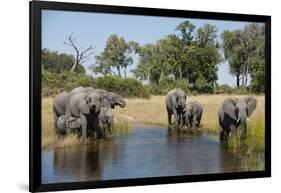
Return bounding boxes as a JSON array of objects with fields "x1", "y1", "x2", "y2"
[{"x1": 42, "y1": 127, "x2": 263, "y2": 184}]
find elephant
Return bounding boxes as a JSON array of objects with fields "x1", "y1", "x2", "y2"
[
  {"x1": 98, "y1": 107, "x2": 115, "y2": 138},
  {"x1": 65, "y1": 90, "x2": 103, "y2": 139},
  {"x1": 183, "y1": 101, "x2": 203, "y2": 129},
  {"x1": 165, "y1": 88, "x2": 187, "y2": 130},
  {"x1": 218, "y1": 96, "x2": 257, "y2": 141},
  {"x1": 53, "y1": 91, "x2": 71, "y2": 130},
  {"x1": 71, "y1": 86, "x2": 94, "y2": 94},
  {"x1": 55, "y1": 115, "x2": 81, "y2": 135},
  {"x1": 71, "y1": 86, "x2": 126, "y2": 109}
]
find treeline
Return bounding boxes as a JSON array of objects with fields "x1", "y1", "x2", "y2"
[
  {"x1": 41, "y1": 20, "x2": 265, "y2": 96},
  {"x1": 42, "y1": 72, "x2": 251, "y2": 98}
]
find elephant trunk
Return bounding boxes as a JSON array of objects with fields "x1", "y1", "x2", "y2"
[{"x1": 117, "y1": 99, "x2": 126, "y2": 108}]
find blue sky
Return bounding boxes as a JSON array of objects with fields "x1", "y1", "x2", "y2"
[{"x1": 42, "y1": 10, "x2": 253, "y2": 87}]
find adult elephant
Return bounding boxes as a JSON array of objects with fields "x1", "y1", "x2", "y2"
[
  {"x1": 165, "y1": 88, "x2": 187, "y2": 130},
  {"x1": 71, "y1": 86, "x2": 94, "y2": 94},
  {"x1": 218, "y1": 96, "x2": 257, "y2": 141},
  {"x1": 71, "y1": 86, "x2": 126, "y2": 109},
  {"x1": 65, "y1": 90, "x2": 103, "y2": 139}
]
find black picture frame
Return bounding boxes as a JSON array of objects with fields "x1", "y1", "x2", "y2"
[{"x1": 29, "y1": 1, "x2": 271, "y2": 192}]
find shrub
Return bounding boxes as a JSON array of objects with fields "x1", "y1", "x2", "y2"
[
  {"x1": 96, "y1": 76, "x2": 149, "y2": 98},
  {"x1": 215, "y1": 84, "x2": 234, "y2": 94},
  {"x1": 42, "y1": 71, "x2": 97, "y2": 96},
  {"x1": 42, "y1": 72, "x2": 149, "y2": 98},
  {"x1": 148, "y1": 77, "x2": 191, "y2": 95},
  {"x1": 192, "y1": 76, "x2": 214, "y2": 94}
]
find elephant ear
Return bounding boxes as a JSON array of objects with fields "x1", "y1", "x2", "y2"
[
  {"x1": 78, "y1": 99, "x2": 90, "y2": 114},
  {"x1": 222, "y1": 97, "x2": 239, "y2": 120},
  {"x1": 246, "y1": 97, "x2": 257, "y2": 117},
  {"x1": 171, "y1": 94, "x2": 178, "y2": 108}
]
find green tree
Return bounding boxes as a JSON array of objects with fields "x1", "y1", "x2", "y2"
[
  {"x1": 132, "y1": 42, "x2": 170, "y2": 84},
  {"x1": 134, "y1": 21, "x2": 221, "y2": 88},
  {"x1": 178, "y1": 22, "x2": 221, "y2": 85},
  {"x1": 175, "y1": 20, "x2": 196, "y2": 45},
  {"x1": 222, "y1": 23, "x2": 265, "y2": 91},
  {"x1": 93, "y1": 34, "x2": 134, "y2": 78},
  {"x1": 41, "y1": 48, "x2": 85, "y2": 73},
  {"x1": 222, "y1": 30, "x2": 244, "y2": 88}
]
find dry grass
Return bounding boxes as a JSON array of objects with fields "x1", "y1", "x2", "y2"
[
  {"x1": 42, "y1": 95, "x2": 265, "y2": 150},
  {"x1": 114, "y1": 95, "x2": 264, "y2": 131}
]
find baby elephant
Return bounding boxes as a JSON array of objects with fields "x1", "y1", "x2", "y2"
[
  {"x1": 183, "y1": 101, "x2": 203, "y2": 129},
  {"x1": 56, "y1": 115, "x2": 81, "y2": 135},
  {"x1": 99, "y1": 107, "x2": 115, "y2": 138}
]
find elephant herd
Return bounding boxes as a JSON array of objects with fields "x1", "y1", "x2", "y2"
[
  {"x1": 53, "y1": 86, "x2": 126, "y2": 139},
  {"x1": 52, "y1": 86, "x2": 257, "y2": 141},
  {"x1": 165, "y1": 88, "x2": 257, "y2": 141}
]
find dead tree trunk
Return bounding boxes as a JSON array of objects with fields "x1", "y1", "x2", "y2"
[{"x1": 64, "y1": 33, "x2": 94, "y2": 72}]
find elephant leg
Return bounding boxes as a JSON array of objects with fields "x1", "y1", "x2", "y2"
[
  {"x1": 219, "y1": 123, "x2": 226, "y2": 141},
  {"x1": 80, "y1": 113, "x2": 88, "y2": 139},
  {"x1": 167, "y1": 111, "x2": 172, "y2": 130},
  {"x1": 109, "y1": 120, "x2": 114, "y2": 135},
  {"x1": 230, "y1": 124, "x2": 237, "y2": 138},
  {"x1": 197, "y1": 114, "x2": 202, "y2": 127},
  {"x1": 173, "y1": 108, "x2": 179, "y2": 129},
  {"x1": 192, "y1": 115, "x2": 197, "y2": 129},
  {"x1": 240, "y1": 124, "x2": 247, "y2": 140},
  {"x1": 93, "y1": 116, "x2": 101, "y2": 139}
]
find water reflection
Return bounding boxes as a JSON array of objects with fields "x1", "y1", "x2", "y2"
[{"x1": 42, "y1": 127, "x2": 264, "y2": 184}]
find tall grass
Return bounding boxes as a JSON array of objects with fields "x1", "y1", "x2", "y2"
[{"x1": 42, "y1": 95, "x2": 265, "y2": 152}]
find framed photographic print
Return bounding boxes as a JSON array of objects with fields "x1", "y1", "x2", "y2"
[{"x1": 30, "y1": 0, "x2": 271, "y2": 192}]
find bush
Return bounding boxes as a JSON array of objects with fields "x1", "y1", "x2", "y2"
[
  {"x1": 148, "y1": 77, "x2": 191, "y2": 95},
  {"x1": 42, "y1": 71, "x2": 97, "y2": 96},
  {"x1": 215, "y1": 84, "x2": 234, "y2": 94},
  {"x1": 235, "y1": 87, "x2": 251, "y2": 95},
  {"x1": 42, "y1": 72, "x2": 149, "y2": 98},
  {"x1": 192, "y1": 76, "x2": 214, "y2": 94},
  {"x1": 96, "y1": 76, "x2": 149, "y2": 98}
]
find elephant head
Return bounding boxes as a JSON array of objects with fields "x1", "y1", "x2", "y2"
[
  {"x1": 172, "y1": 89, "x2": 186, "y2": 109},
  {"x1": 222, "y1": 96, "x2": 257, "y2": 138},
  {"x1": 102, "y1": 91, "x2": 126, "y2": 109},
  {"x1": 84, "y1": 91, "x2": 103, "y2": 114}
]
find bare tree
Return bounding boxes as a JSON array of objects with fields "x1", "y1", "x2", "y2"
[{"x1": 64, "y1": 33, "x2": 94, "y2": 71}]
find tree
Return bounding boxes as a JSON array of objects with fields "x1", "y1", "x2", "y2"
[
  {"x1": 93, "y1": 34, "x2": 134, "y2": 78},
  {"x1": 133, "y1": 21, "x2": 221, "y2": 87},
  {"x1": 132, "y1": 42, "x2": 170, "y2": 84},
  {"x1": 196, "y1": 24, "x2": 219, "y2": 48},
  {"x1": 222, "y1": 23, "x2": 265, "y2": 91},
  {"x1": 64, "y1": 33, "x2": 94, "y2": 72},
  {"x1": 175, "y1": 20, "x2": 196, "y2": 45},
  {"x1": 222, "y1": 30, "x2": 243, "y2": 88},
  {"x1": 41, "y1": 48, "x2": 85, "y2": 73}
]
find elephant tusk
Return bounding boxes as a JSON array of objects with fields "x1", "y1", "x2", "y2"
[
  {"x1": 236, "y1": 118, "x2": 240, "y2": 123},
  {"x1": 247, "y1": 118, "x2": 251, "y2": 122}
]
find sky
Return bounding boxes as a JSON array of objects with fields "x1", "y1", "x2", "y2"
[{"x1": 42, "y1": 10, "x2": 254, "y2": 87}]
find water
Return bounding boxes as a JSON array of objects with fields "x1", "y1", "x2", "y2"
[{"x1": 42, "y1": 127, "x2": 263, "y2": 184}]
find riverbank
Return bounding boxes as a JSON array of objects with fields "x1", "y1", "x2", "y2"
[{"x1": 42, "y1": 95, "x2": 265, "y2": 151}]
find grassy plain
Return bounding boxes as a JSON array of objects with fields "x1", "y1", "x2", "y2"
[{"x1": 42, "y1": 95, "x2": 265, "y2": 153}]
